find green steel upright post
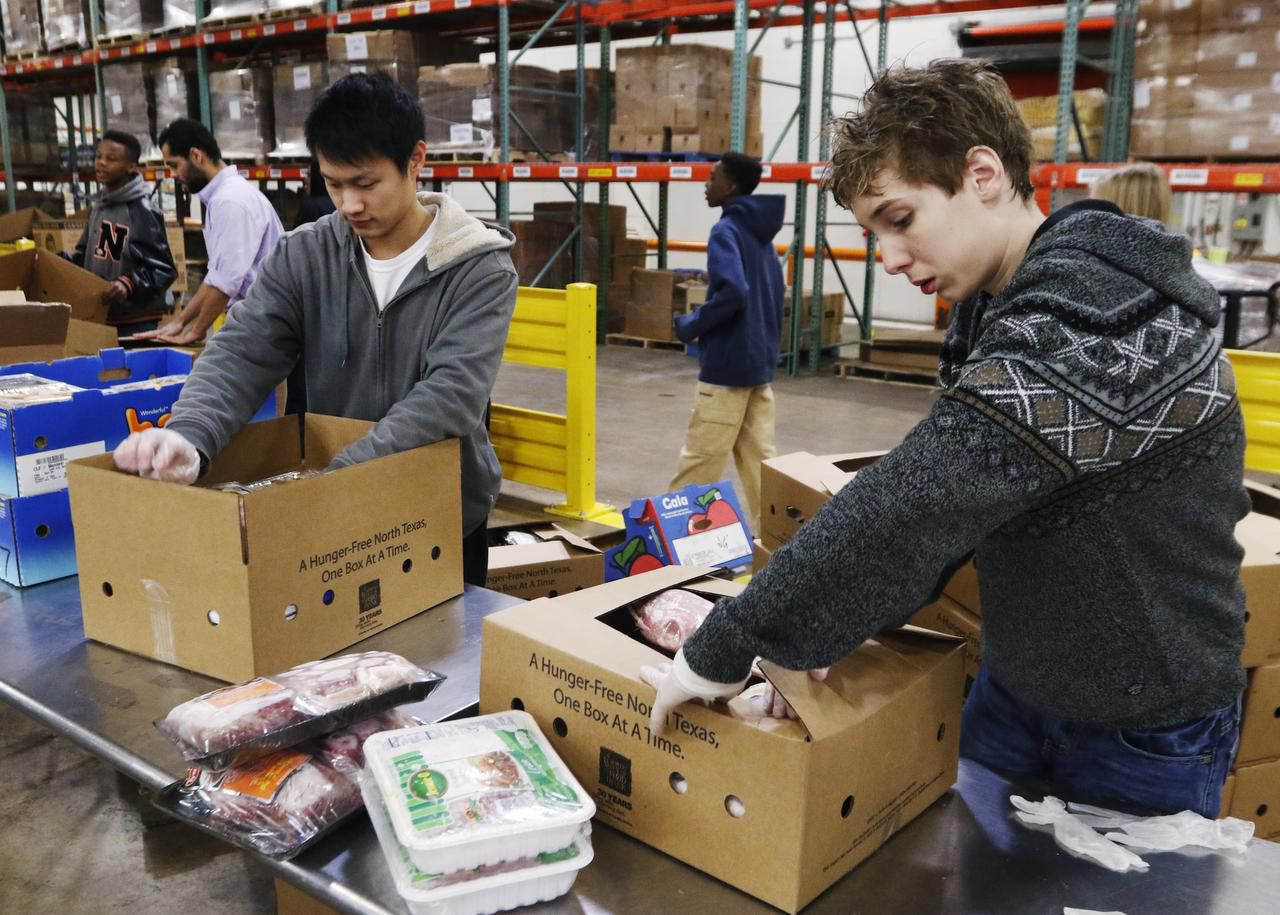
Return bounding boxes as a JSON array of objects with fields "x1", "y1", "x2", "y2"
[
  {"x1": 597, "y1": 25, "x2": 611, "y2": 334},
  {"x1": 86, "y1": 0, "x2": 105, "y2": 138},
  {"x1": 785, "y1": 0, "x2": 815, "y2": 377},
  {"x1": 497, "y1": 2, "x2": 511, "y2": 225},
  {"x1": 1052, "y1": 0, "x2": 1088, "y2": 210},
  {"x1": 859, "y1": 0, "x2": 889, "y2": 344},
  {"x1": 807, "y1": 0, "x2": 837, "y2": 372},
  {"x1": 1103, "y1": 0, "x2": 1138, "y2": 161},
  {"x1": 0, "y1": 88, "x2": 16, "y2": 211},
  {"x1": 195, "y1": 0, "x2": 212, "y2": 127},
  {"x1": 657, "y1": 183, "x2": 668, "y2": 268},
  {"x1": 730, "y1": 0, "x2": 748, "y2": 152}
]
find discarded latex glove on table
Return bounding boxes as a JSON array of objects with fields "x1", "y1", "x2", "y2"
[{"x1": 1011, "y1": 794, "x2": 1253, "y2": 874}]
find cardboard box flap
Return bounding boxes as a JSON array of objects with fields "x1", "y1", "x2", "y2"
[
  {"x1": 1247, "y1": 480, "x2": 1280, "y2": 520},
  {"x1": 0, "y1": 290, "x2": 29, "y2": 304},
  {"x1": 200, "y1": 416, "x2": 307, "y2": 486},
  {"x1": 756, "y1": 661, "x2": 863, "y2": 741},
  {"x1": 65, "y1": 319, "x2": 118, "y2": 355},
  {"x1": 489, "y1": 540, "x2": 573, "y2": 570},
  {"x1": 302, "y1": 414, "x2": 377, "y2": 466},
  {"x1": 0, "y1": 302, "x2": 70, "y2": 345},
  {"x1": 685, "y1": 577, "x2": 743, "y2": 600},
  {"x1": 493, "y1": 522, "x2": 601, "y2": 555}
]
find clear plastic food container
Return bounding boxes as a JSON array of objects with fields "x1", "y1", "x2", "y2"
[
  {"x1": 363, "y1": 711, "x2": 595, "y2": 874},
  {"x1": 362, "y1": 771, "x2": 592, "y2": 915}
]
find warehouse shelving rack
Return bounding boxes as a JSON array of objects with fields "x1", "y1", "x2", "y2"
[{"x1": 2, "y1": 0, "x2": 1276, "y2": 374}]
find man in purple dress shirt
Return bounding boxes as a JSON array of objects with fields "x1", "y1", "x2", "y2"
[{"x1": 139, "y1": 118, "x2": 284, "y2": 345}]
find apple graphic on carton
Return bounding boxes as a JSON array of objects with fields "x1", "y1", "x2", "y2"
[{"x1": 687, "y1": 487, "x2": 740, "y2": 534}]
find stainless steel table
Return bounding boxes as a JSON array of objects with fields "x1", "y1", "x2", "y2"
[{"x1": 3, "y1": 579, "x2": 1278, "y2": 915}]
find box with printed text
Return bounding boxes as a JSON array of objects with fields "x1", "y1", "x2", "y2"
[
  {"x1": 69, "y1": 415, "x2": 464, "y2": 682},
  {"x1": 603, "y1": 479, "x2": 751, "y2": 581}
]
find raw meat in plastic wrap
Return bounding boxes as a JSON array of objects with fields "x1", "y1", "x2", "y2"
[
  {"x1": 156, "y1": 652, "x2": 444, "y2": 770},
  {"x1": 630, "y1": 589, "x2": 714, "y2": 652},
  {"x1": 154, "y1": 712, "x2": 416, "y2": 858}
]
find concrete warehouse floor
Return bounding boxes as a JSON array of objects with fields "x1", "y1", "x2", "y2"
[{"x1": 0, "y1": 344, "x2": 937, "y2": 915}]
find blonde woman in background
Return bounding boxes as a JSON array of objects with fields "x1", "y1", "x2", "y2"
[{"x1": 1090, "y1": 162, "x2": 1172, "y2": 225}]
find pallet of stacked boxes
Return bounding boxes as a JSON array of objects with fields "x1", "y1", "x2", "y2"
[
  {"x1": 1130, "y1": 0, "x2": 1280, "y2": 158},
  {"x1": 531, "y1": 202, "x2": 642, "y2": 332},
  {"x1": 556, "y1": 67, "x2": 612, "y2": 160},
  {"x1": 210, "y1": 68, "x2": 275, "y2": 163},
  {"x1": 271, "y1": 60, "x2": 327, "y2": 159},
  {"x1": 150, "y1": 58, "x2": 198, "y2": 160},
  {"x1": 612, "y1": 44, "x2": 762, "y2": 157},
  {"x1": 326, "y1": 29, "x2": 419, "y2": 94},
  {"x1": 202, "y1": 0, "x2": 315, "y2": 26},
  {"x1": 1, "y1": 0, "x2": 43, "y2": 57},
  {"x1": 418, "y1": 63, "x2": 566, "y2": 160},
  {"x1": 100, "y1": 0, "x2": 196, "y2": 42},
  {"x1": 4, "y1": 92, "x2": 61, "y2": 173},
  {"x1": 102, "y1": 61, "x2": 153, "y2": 150},
  {"x1": 39, "y1": 0, "x2": 87, "y2": 52}
]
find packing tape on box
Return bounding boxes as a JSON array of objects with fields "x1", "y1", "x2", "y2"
[{"x1": 142, "y1": 578, "x2": 177, "y2": 665}]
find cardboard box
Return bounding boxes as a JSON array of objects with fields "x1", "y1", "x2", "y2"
[
  {"x1": 1238, "y1": 511, "x2": 1280, "y2": 669},
  {"x1": 478, "y1": 565, "x2": 965, "y2": 913},
  {"x1": 625, "y1": 269, "x2": 706, "y2": 342},
  {"x1": 783, "y1": 291, "x2": 845, "y2": 350},
  {"x1": 1200, "y1": 0, "x2": 1280, "y2": 31},
  {"x1": 1133, "y1": 30, "x2": 1198, "y2": 76},
  {"x1": 604, "y1": 480, "x2": 752, "y2": 580},
  {"x1": 0, "y1": 248, "x2": 111, "y2": 323},
  {"x1": 325, "y1": 29, "x2": 417, "y2": 63},
  {"x1": 1137, "y1": 0, "x2": 1202, "y2": 34},
  {"x1": 166, "y1": 224, "x2": 187, "y2": 294},
  {"x1": 0, "y1": 348, "x2": 229, "y2": 499},
  {"x1": 0, "y1": 302, "x2": 117, "y2": 366},
  {"x1": 69, "y1": 415, "x2": 465, "y2": 682},
  {"x1": 752, "y1": 536, "x2": 771, "y2": 573},
  {"x1": 0, "y1": 488, "x2": 76, "y2": 586},
  {"x1": 1238, "y1": 664, "x2": 1280, "y2": 766},
  {"x1": 30, "y1": 218, "x2": 85, "y2": 256},
  {"x1": 759, "y1": 451, "x2": 885, "y2": 550},
  {"x1": 0, "y1": 207, "x2": 56, "y2": 243},
  {"x1": 943, "y1": 558, "x2": 981, "y2": 616},
  {"x1": 1225, "y1": 758, "x2": 1280, "y2": 840},
  {"x1": 1196, "y1": 27, "x2": 1280, "y2": 73},
  {"x1": 907, "y1": 596, "x2": 982, "y2": 689},
  {"x1": 486, "y1": 523, "x2": 604, "y2": 600},
  {"x1": 1221, "y1": 772, "x2": 1236, "y2": 818}
]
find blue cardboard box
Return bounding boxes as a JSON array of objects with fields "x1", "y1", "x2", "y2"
[
  {"x1": 0, "y1": 347, "x2": 275, "y2": 498},
  {"x1": 0, "y1": 488, "x2": 75, "y2": 586},
  {"x1": 604, "y1": 479, "x2": 752, "y2": 581}
]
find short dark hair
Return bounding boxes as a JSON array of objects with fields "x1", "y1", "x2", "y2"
[
  {"x1": 720, "y1": 151, "x2": 763, "y2": 195},
  {"x1": 827, "y1": 59, "x2": 1035, "y2": 208},
  {"x1": 100, "y1": 129, "x2": 142, "y2": 164},
  {"x1": 157, "y1": 118, "x2": 222, "y2": 163},
  {"x1": 306, "y1": 72, "x2": 425, "y2": 173}
]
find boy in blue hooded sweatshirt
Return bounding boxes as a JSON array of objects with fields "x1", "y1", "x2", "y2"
[{"x1": 671, "y1": 152, "x2": 786, "y2": 527}]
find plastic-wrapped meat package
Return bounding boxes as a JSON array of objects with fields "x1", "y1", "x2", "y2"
[
  {"x1": 630, "y1": 589, "x2": 715, "y2": 652},
  {"x1": 155, "y1": 651, "x2": 444, "y2": 770},
  {"x1": 153, "y1": 712, "x2": 418, "y2": 858}
]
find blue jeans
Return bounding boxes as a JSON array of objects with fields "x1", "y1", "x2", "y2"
[{"x1": 960, "y1": 667, "x2": 1240, "y2": 817}]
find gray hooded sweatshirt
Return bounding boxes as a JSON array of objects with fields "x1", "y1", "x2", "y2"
[
  {"x1": 165, "y1": 192, "x2": 518, "y2": 534},
  {"x1": 683, "y1": 204, "x2": 1248, "y2": 730}
]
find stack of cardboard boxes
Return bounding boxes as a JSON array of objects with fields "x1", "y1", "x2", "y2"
[
  {"x1": 209, "y1": 68, "x2": 275, "y2": 162},
  {"x1": 271, "y1": 61, "x2": 328, "y2": 158},
  {"x1": 3, "y1": 92, "x2": 60, "y2": 172},
  {"x1": 782, "y1": 290, "x2": 846, "y2": 352},
  {"x1": 417, "y1": 64, "x2": 566, "y2": 158},
  {"x1": 623, "y1": 268, "x2": 707, "y2": 342},
  {"x1": 1130, "y1": 0, "x2": 1280, "y2": 158},
  {"x1": 101, "y1": 0, "x2": 196, "y2": 40},
  {"x1": 39, "y1": 0, "x2": 87, "y2": 51},
  {"x1": 102, "y1": 61, "x2": 154, "y2": 152},
  {"x1": 1015, "y1": 88, "x2": 1107, "y2": 160},
  {"x1": 1, "y1": 0, "x2": 43, "y2": 56},
  {"x1": 612, "y1": 44, "x2": 763, "y2": 157},
  {"x1": 754, "y1": 448, "x2": 1280, "y2": 838},
  {"x1": 326, "y1": 29, "x2": 420, "y2": 95}
]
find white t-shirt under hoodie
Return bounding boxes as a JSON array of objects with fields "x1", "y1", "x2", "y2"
[{"x1": 361, "y1": 204, "x2": 438, "y2": 312}]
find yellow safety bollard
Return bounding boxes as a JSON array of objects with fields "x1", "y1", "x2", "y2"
[{"x1": 1227, "y1": 348, "x2": 1280, "y2": 475}]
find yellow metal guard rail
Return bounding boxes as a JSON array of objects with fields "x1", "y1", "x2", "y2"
[
  {"x1": 1228, "y1": 349, "x2": 1280, "y2": 475},
  {"x1": 492, "y1": 283, "x2": 614, "y2": 520}
]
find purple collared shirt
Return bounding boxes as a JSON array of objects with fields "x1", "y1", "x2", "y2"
[{"x1": 197, "y1": 165, "x2": 284, "y2": 311}]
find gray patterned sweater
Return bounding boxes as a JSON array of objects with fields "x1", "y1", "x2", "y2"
[{"x1": 683, "y1": 204, "x2": 1249, "y2": 729}]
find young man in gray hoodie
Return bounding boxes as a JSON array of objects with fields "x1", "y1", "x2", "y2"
[
  {"x1": 112, "y1": 73, "x2": 518, "y2": 585},
  {"x1": 646, "y1": 60, "x2": 1247, "y2": 818},
  {"x1": 68, "y1": 130, "x2": 177, "y2": 335}
]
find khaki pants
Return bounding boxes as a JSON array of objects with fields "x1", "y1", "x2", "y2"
[{"x1": 670, "y1": 381, "x2": 776, "y2": 529}]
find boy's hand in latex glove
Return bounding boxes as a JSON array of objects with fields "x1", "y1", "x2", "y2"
[
  {"x1": 640, "y1": 649, "x2": 748, "y2": 735},
  {"x1": 114, "y1": 428, "x2": 201, "y2": 485}
]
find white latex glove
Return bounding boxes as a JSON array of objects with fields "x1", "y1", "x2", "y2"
[
  {"x1": 639, "y1": 649, "x2": 748, "y2": 736},
  {"x1": 749, "y1": 662, "x2": 830, "y2": 719},
  {"x1": 113, "y1": 428, "x2": 201, "y2": 485},
  {"x1": 1010, "y1": 795, "x2": 1150, "y2": 873},
  {"x1": 1067, "y1": 802, "x2": 1254, "y2": 853}
]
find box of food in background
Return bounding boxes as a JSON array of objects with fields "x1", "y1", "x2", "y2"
[
  {"x1": 0, "y1": 487, "x2": 76, "y2": 586},
  {"x1": 624, "y1": 269, "x2": 706, "y2": 342},
  {"x1": 1224, "y1": 758, "x2": 1280, "y2": 840},
  {"x1": 479, "y1": 565, "x2": 965, "y2": 914},
  {"x1": 1237, "y1": 663, "x2": 1280, "y2": 766},
  {"x1": 1237, "y1": 510, "x2": 1280, "y2": 669},
  {"x1": 69, "y1": 414, "x2": 464, "y2": 682},
  {"x1": 30, "y1": 216, "x2": 86, "y2": 256},
  {"x1": 486, "y1": 522, "x2": 604, "y2": 600},
  {"x1": 1137, "y1": 0, "x2": 1202, "y2": 34},
  {"x1": 907, "y1": 596, "x2": 982, "y2": 690},
  {"x1": 604, "y1": 480, "x2": 751, "y2": 580}
]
